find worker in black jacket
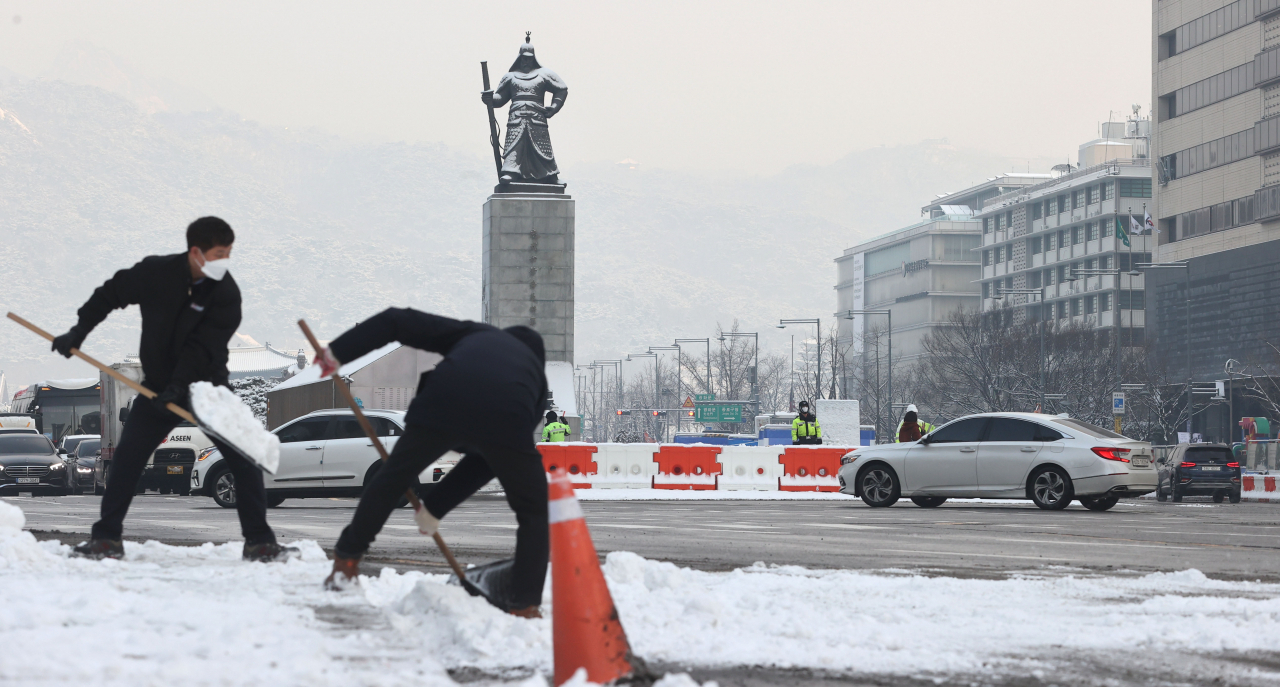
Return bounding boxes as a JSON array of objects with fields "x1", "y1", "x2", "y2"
[
  {"x1": 318, "y1": 308, "x2": 549, "y2": 618},
  {"x1": 50, "y1": 217, "x2": 294, "y2": 562}
]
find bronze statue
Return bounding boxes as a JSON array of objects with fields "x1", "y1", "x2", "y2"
[{"x1": 481, "y1": 33, "x2": 568, "y2": 186}]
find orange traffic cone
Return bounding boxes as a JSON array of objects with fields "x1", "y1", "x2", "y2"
[{"x1": 549, "y1": 468, "x2": 637, "y2": 686}]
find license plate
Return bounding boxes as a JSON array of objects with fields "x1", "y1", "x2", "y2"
[
  {"x1": 16, "y1": 477, "x2": 38, "y2": 484},
  {"x1": 1201, "y1": 466, "x2": 1221, "y2": 471},
  {"x1": 1132, "y1": 458, "x2": 1150, "y2": 467},
  {"x1": 167, "y1": 466, "x2": 184, "y2": 475}
]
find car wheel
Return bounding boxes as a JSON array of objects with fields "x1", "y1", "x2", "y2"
[
  {"x1": 1230, "y1": 491, "x2": 1242, "y2": 504},
  {"x1": 1029, "y1": 466, "x2": 1073, "y2": 510},
  {"x1": 1156, "y1": 482, "x2": 1168, "y2": 502},
  {"x1": 94, "y1": 482, "x2": 104, "y2": 496},
  {"x1": 211, "y1": 467, "x2": 237, "y2": 509},
  {"x1": 1171, "y1": 483, "x2": 1183, "y2": 502},
  {"x1": 858, "y1": 465, "x2": 900, "y2": 508},
  {"x1": 1212, "y1": 491, "x2": 1225, "y2": 503},
  {"x1": 1079, "y1": 494, "x2": 1120, "y2": 511},
  {"x1": 267, "y1": 495, "x2": 287, "y2": 508},
  {"x1": 910, "y1": 496, "x2": 947, "y2": 508}
]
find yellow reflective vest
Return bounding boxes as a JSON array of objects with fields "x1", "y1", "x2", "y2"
[
  {"x1": 542, "y1": 421, "x2": 571, "y2": 442},
  {"x1": 792, "y1": 415, "x2": 822, "y2": 441}
]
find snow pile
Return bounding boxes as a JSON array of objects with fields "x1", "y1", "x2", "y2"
[
  {"x1": 6, "y1": 498, "x2": 1280, "y2": 683},
  {"x1": 229, "y1": 375, "x2": 280, "y2": 427},
  {"x1": 189, "y1": 381, "x2": 280, "y2": 473}
]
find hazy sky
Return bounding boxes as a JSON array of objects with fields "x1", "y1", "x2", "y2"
[{"x1": 0, "y1": 1, "x2": 1151, "y2": 175}]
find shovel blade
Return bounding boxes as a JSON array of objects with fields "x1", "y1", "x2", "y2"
[
  {"x1": 448, "y1": 558, "x2": 517, "y2": 611},
  {"x1": 193, "y1": 412, "x2": 278, "y2": 475}
]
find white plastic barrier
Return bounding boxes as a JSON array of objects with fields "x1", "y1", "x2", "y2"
[
  {"x1": 717, "y1": 446, "x2": 785, "y2": 490},
  {"x1": 591, "y1": 443, "x2": 659, "y2": 489}
]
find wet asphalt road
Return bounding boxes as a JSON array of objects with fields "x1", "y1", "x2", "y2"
[{"x1": 9, "y1": 491, "x2": 1280, "y2": 581}]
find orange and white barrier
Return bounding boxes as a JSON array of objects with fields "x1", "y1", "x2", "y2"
[
  {"x1": 717, "y1": 446, "x2": 784, "y2": 490},
  {"x1": 1242, "y1": 475, "x2": 1280, "y2": 502},
  {"x1": 539, "y1": 442, "x2": 858, "y2": 492}
]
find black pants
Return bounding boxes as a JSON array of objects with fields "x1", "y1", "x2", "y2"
[
  {"x1": 335, "y1": 424, "x2": 549, "y2": 608},
  {"x1": 92, "y1": 399, "x2": 275, "y2": 544},
  {"x1": 795, "y1": 435, "x2": 822, "y2": 445}
]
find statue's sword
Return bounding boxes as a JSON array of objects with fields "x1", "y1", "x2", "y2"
[{"x1": 481, "y1": 61, "x2": 503, "y2": 180}]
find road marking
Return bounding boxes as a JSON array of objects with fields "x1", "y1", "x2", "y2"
[
  {"x1": 800, "y1": 523, "x2": 894, "y2": 530},
  {"x1": 879, "y1": 548, "x2": 1072, "y2": 561},
  {"x1": 591, "y1": 524, "x2": 672, "y2": 530},
  {"x1": 994, "y1": 537, "x2": 1197, "y2": 550}
]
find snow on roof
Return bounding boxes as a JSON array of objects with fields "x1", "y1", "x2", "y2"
[
  {"x1": 270, "y1": 343, "x2": 399, "y2": 393},
  {"x1": 37, "y1": 378, "x2": 100, "y2": 390},
  {"x1": 226, "y1": 345, "x2": 302, "y2": 375}
]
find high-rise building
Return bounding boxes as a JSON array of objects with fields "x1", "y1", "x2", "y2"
[
  {"x1": 1152, "y1": 0, "x2": 1280, "y2": 391},
  {"x1": 974, "y1": 130, "x2": 1154, "y2": 339},
  {"x1": 834, "y1": 173, "x2": 1047, "y2": 398}
]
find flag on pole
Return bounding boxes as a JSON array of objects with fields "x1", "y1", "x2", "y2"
[
  {"x1": 1145, "y1": 210, "x2": 1158, "y2": 233},
  {"x1": 1130, "y1": 214, "x2": 1144, "y2": 236},
  {"x1": 1115, "y1": 216, "x2": 1130, "y2": 247}
]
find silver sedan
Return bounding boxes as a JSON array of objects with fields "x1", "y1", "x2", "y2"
[{"x1": 838, "y1": 413, "x2": 1156, "y2": 511}]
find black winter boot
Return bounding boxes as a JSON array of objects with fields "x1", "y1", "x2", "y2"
[
  {"x1": 243, "y1": 541, "x2": 301, "y2": 562},
  {"x1": 72, "y1": 539, "x2": 124, "y2": 560}
]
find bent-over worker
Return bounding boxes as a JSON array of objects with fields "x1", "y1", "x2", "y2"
[{"x1": 319, "y1": 308, "x2": 549, "y2": 617}]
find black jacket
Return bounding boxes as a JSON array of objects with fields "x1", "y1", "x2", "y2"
[
  {"x1": 75, "y1": 253, "x2": 240, "y2": 392},
  {"x1": 329, "y1": 308, "x2": 547, "y2": 439}
]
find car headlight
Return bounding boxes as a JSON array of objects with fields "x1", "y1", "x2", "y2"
[
  {"x1": 50, "y1": 462, "x2": 65, "y2": 470},
  {"x1": 841, "y1": 452, "x2": 858, "y2": 465},
  {"x1": 197, "y1": 447, "x2": 220, "y2": 462}
]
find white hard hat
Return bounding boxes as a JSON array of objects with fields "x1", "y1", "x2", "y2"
[{"x1": 906, "y1": 404, "x2": 918, "y2": 413}]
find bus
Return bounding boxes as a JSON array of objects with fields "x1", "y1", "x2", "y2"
[{"x1": 9, "y1": 378, "x2": 102, "y2": 444}]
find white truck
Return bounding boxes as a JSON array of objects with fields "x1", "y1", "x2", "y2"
[{"x1": 99, "y1": 360, "x2": 214, "y2": 495}]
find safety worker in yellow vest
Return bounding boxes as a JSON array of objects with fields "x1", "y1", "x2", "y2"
[
  {"x1": 541, "y1": 411, "x2": 571, "y2": 442},
  {"x1": 895, "y1": 404, "x2": 936, "y2": 442},
  {"x1": 792, "y1": 400, "x2": 822, "y2": 445}
]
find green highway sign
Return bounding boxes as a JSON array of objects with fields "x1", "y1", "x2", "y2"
[
  {"x1": 694, "y1": 404, "x2": 743, "y2": 423},
  {"x1": 695, "y1": 393, "x2": 716, "y2": 402}
]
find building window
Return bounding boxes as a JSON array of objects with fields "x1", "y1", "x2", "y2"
[
  {"x1": 1072, "y1": 226, "x2": 1081, "y2": 245},
  {"x1": 1169, "y1": 128, "x2": 1256, "y2": 180},
  {"x1": 1085, "y1": 295, "x2": 1096, "y2": 315},
  {"x1": 1100, "y1": 292, "x2": 1111, "y2": 312},
  {"x1": 1058, "y1": 230, "x2": 1066, "y2": 248},
  {"x1": 1006, "y1": 246, "x2": 1013, "y2": 263},
  {"x1": 1005, "y1": 277, "x2": 1013, "y2": 291},
  {"x1": 1058, "y1": 302, "x2": 1069, "y2": 319},
  {"x1": 1047, "y1": 198, "x2": 1058, "y2": 215},
  {"x1": 982, "y1": 218, "x2": 990, "y2": 234},
  {"x1": 982, "y1": 250, "x2": 990, "y2": 266},
  {"x1": 1103, "y1": 181, "x2": 1114, "y2": 201},
  {"x1": 994, "y1": 247, "x2": 1003, "y2": 263},
  {"x1": 1167, "y1": 0, "x2": 1257, "y2": 60},
  {"x1": 1118, "y1": 178, "x2": 1152, "y2": 198},
  {"x1": 1029, "y1": 271, "x2": 1042, "y2": 288},
  {"x1": 1084, "y1": 258, "x2": 1095, "y2": 271},
  {"x1": 1032, "y1": 203, "x2": 1043, "y2": 220},
  {"x1": 1044, "y1": 233, "x2": 1053, "y2": 251},
  {"x1": 1071, "y1": 299, "x2": 1081, "y2": 316},
  {"x1": 1086, "y1": 186, "x2": 1096, "y2": 205},
  {"x1": 1100, "y1": 255, "x2": 1112, "y2": 270},
  {"x1": 1088, "y1": 222, "x2": 1099, "y2": 241},
  {"x1": 1117, "y1": 252, "x2": 1153, "y2": 271},
  {"x1": 1045, "y1": 268, "x2": 1054, "y2": 286},
  {"x1": 1030, "y1": 236, "x2": 1041, "y2": 253},
  {"x1": 1101, "y1": 220, "x2": 1112, "y2": 238},
  {"x1": 1057, "y1": 265, "x2": 1067, "y2": 283},
  {"x1": 1058, "y1": 195, "x2": 1068, "y2": 213},
  {"x1": 982, "y1": 282, "x2": 990, "y2": 298},
  {"x1": 1168, "y1": 61, "x2": 1257, "y2": 119},
  {"x1": 1118, "y1": 290, "x2": 1146, "y2": 310},
  {"x1": 1006, "y1": 211, "x2": 1013, "y2": 228}
]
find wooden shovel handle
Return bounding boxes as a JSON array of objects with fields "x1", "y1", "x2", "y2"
[
  {"x1": 7, "y1": 312, "x2": 197, "y2": 424},
  {"x1": 296, "y1": 319, "x2": 469, "y2": 579}
]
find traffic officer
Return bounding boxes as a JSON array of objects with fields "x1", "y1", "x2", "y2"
[
  {"x1": 895, "y1": 404, "x2": 936, "y2": 442},
  {"x1": 541, "y1": 411, "x2": 571, "y2": 442},
  {"x1": 792, "y1": 400, "x2": 822, "y2": 445}
]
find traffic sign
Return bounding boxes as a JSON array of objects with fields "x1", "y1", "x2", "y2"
[
  {"x1": 1112, "y1": 392, "x2": 1126, "y2": 415},
  {"x1": 695, "y1": 393, "x2": 716, "y2": 402},
  {"x1": 682, "y1": 396, "x2": 695, "y2": 408},
  {"x1": 694, "y1": 404, "x2": 743, "y2": 423}
]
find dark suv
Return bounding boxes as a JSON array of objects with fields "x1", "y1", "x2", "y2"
[{"x1": 1156, "y1": 443, "x2": 1241, "y2": 503}]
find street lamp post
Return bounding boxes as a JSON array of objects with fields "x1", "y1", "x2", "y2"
[
  {"x1": 717, "y1": 331, "x2": 759, "y2": 407},
  {"x1": 778, "y1": 318, "x2": 821, "y2": 399},
  {"x1": 649, "y1": 346, "x2": 681, "y2": 433},
  {"x1": 626, "y1": 352, "x2": 660, "y2": 440},
  {"x1": 993, "y1": 284, "x2": 1048, "y2": 411},
  {"x1": 577, "y1": 363, "x2": 604, "y2": 441},
  {"x1": 1137, "y1": 261, "x2": 1192, "y2": 435},
  {"x1": 593, "y1": 359, "x2": 622, "y2": 440},
  {"x1": 836, "y1": 309, "x2": 892, "y2": 436},
  {"x1": 674, "y1": 338, "x2": 712, "y2": 395}
]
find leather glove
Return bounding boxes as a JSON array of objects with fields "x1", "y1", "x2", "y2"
[
  {"x1": 152, "y1": 384, "x2": 189, "y2": 417},
  {"x1": 314, "y1": 346, "x2": 340, "y2": 378},
  {"x1": 51, "y1": 326, "x2": 86, "y2": 358}
]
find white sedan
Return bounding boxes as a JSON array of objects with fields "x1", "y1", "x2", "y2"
[
  {"x1": 838, "y1": 413, "x2": 1155, "y2": 511},
  {"x1": 191, "y1": 409, "x2": 459, "y2": 508}
]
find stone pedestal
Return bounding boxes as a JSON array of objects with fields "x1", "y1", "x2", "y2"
[{"x1": 482, "y1": 193, "x2": 575, "y2": 363}]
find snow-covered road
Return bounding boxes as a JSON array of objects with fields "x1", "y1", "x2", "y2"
[{"x1": 4, "y1": 499, "x2": 1280, "y2": 686}]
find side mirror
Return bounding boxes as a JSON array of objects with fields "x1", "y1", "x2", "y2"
[
  {"x1": 119, "y1": 406, "x2": 130, "y2": 424},
  {"x1": 919, "y1": 435, "x2": 932, "y2": 445},
  {"x1": 57, "y1": 448, "x2": 67, "y2": 455}
]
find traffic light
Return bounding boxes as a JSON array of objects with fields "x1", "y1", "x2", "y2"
[{"x1": 616, "y1": 409, "x2": 631, "y2": 416}]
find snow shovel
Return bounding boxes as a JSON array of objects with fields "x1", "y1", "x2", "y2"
[
  {"x1": 296, "y1": 319, "x2": 515, "y2": 609},
  {"x1": 7, "y1": 312, "x2": 280, "y2": 474}
]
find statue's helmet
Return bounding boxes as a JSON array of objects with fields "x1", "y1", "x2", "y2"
[{"x1": 510, "y1": 31, "x2": 542, "y2": 71}]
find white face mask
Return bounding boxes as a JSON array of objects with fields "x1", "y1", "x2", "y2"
[{"x1": 198, "y1": 251, "x2": 231, "y2": 281}]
